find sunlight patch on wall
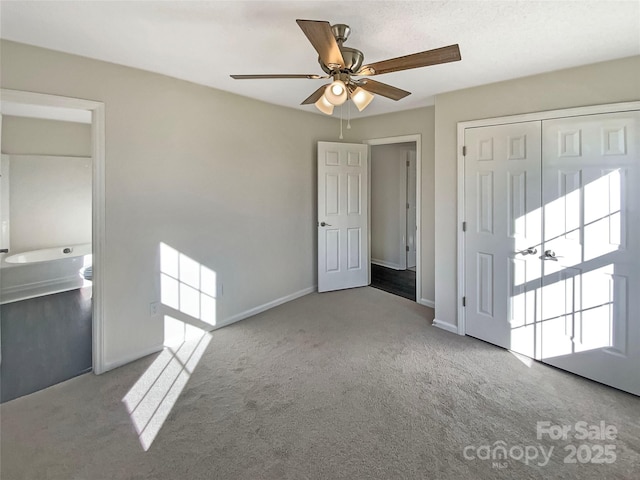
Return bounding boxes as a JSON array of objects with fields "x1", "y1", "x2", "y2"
[{"x1": 160, "y1": 242, "x2": 217, "y2": 326}]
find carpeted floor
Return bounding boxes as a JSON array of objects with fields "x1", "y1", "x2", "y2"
[{"x1": 1, "y1": 287, "x2": 638, "y2": 479}]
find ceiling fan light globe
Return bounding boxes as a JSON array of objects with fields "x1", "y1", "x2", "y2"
[
  {"x1": 315, "y1": 94, "x2": 335, "y2": 115},
  {"x1": 351, "y1": 87, "x2": 374, "y2": 111},
  {"x1": 324, "y1": 80, "x2": 348, "y2": 106}
]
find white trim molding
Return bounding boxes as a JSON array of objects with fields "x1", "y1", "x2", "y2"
[
  {"x1": 432, "y1": 319, "x2": 458, "y2": 334},
  {"x1": 103, "y1": 286, "x2": 317, "y2": 371},
  {"x1": 363, "y1": 134, "x2": 422, "y2": 305},
  {"x1": 102, "y1": 344, "x2": 164, "y2": 373},
  {"x1": 1, "y1": 89, "x2": 107, "y2": 374},
  {"x1": 418, "y1": 298, "x2": 435, "y2": 309},
  {"x1": 214, "y1": 286, "x2": 317, "y2": 330},
  {"x1": 371, "y1": 258, "x2": 403, "y2": 270},
  {"x1": 456, "y1": 101, "x2": 640, "y2": 338},
  {"x1": 456, "y1": 120, "x2": 467, "y2": 336}
]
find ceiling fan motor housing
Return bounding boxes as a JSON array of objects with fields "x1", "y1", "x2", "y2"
[
  {"x1": 320, "y1": 47, "x2": 364, "y2": 75},
  {"x1": 319, "y1": 24, "x2": 364, "y2": 75}
]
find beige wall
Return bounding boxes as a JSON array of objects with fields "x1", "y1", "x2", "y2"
[
  {"x1": 370, "y1": 143, "x2": 412, "y2": 269},
  {"x1": 1, "y1": 40, "x2": 341, "y2": 369},
  {"x1": 4, "y1": 155, "x2": 92, "y2": 252},
  {"x1": 2, "y1": 116, "x2": 92, "y2": 251},
  {"x1": 1, "y1": 116, "x2": 91, "y2": 156},
  {"x1": 347, "y1": 107, "x2": 436, "y2": 304},
  {"x1": 434, "y1": 55, "x2": 640, "y2": 328}
]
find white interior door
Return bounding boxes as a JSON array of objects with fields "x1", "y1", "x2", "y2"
[
  {"x1": 464, "y1": 121, "x2": 542, "y2": 356},
  {"x1": 406, "y1": 150, "x2": 417, "y2": 269},
  {"x1": 317, "y1": 141, "x2": 369, "y2": 293},
  {"x1": 464, "y1": 111, "x2": 640, "y2": 395},
  {"x1": 540, "y1": 111, "x2": 640, "y2": 395}
]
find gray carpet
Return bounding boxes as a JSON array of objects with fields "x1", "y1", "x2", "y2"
[{"x1": 1, "y1": 287, "x2": 639, "y2": 479}]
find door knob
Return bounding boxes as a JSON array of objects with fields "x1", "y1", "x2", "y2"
[
  {"x1": 520, "y1": 247, "x2": 538, "y2": 256},
  {"x1": 320, "y1": 222, "x2": 332, "y2": 227},
  {"x1": 544, "y1": 250, "x2": 558, "y2": 261}
]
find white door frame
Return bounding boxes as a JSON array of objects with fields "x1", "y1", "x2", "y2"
[
  {"x1": 364, "y1": 134, "x2": 422, "y2": 304},
  {"x1": 406, "y1": 149, "x2": 418, "y2": 270},
  {"x1": 457, "y1": 101, "x2": 640, "y2": 336},
  {"x1": 1, "y1": 88, "x2": 107, "y2": 374}
]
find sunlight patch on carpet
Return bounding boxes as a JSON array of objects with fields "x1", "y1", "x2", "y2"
[{"x1": 122, "y1": 321, "x2": 211, "y2": 451}]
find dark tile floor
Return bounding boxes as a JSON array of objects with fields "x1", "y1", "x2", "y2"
[{"x1": 370, "y1": 264, "x2": 416, "y2": 301}]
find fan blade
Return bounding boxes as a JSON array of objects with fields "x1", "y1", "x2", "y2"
[
  {"x1": 357, "y1": 79, "x2": 411, "y2": 101},
  {"x1": 357, "y1": 44, "x2": 461, "y2": 76},
  {"x1": 230, "y1": 74, "x2": 324, "y2": 79},
  {"x1": 296, "y1": 19, "x2": 345, "y2": 69},
  {"x1": 301, "y1": 85, "x2": 329, "y2": 105}
]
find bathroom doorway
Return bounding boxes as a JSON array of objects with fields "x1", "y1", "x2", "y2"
[
  {"x1": 365, "y1": 135, "x2": 421, "y2": 302},
  {"x1": 0, "y1": 89, "x2": 105, "y2": 401}
]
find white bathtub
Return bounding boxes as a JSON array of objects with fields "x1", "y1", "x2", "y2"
[{"x1": 1, "y1": 243, "x2": 92, "y2": 304}]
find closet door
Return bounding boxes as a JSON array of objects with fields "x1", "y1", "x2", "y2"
[
  {"x1": 541, "y1": 111, "x2": 640, "y2": 395},
  {"x1": 464, "y1": 121, "x2": 542, "y2": 356}
]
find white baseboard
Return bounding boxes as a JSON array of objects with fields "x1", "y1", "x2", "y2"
[
  {"x1": 1, "y1": 275, "x2": 84, "y2": 305},
  {"x1": 432, "y1": 318, "x2": 460, "y2": 335},
  {"x1": 213, "y1": 285, "x2": 317, "y2": 331},
  {"x1": 101, "y1": 343, "x2": 164, "y2": 373},
  {"x1": 371, "y1": 258, "x2": 403, "y2": 270},
  {"x1": 418, "y1": 298, "x2": 435, "y2": 308},
  {"x1": 100, "y1": 286, "x2": 317, "y2": 373}
]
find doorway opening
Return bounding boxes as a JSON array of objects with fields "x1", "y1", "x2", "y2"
[
  {"x1": 0, "y1": 89, "x2": 106, "y2": 400},
  {"x1": 365, "y1": 135, "x2": 421, "y2": 302}
]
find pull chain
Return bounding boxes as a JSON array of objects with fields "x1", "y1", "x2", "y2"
[
  {"x1": 347, "y1": 97, "x2": 351, "y2": 130},
  {"x1": 339, "y1": 104, "x2": 344, "y2": 139}
]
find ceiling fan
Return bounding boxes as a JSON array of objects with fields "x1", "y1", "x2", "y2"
[{"x1": 230, "y1": 19, "x2": 461, "y2": 115}]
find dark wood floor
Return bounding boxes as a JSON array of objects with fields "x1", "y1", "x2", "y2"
[
  {"x1": 1, "y1": 288, "x2": 92, "y2": 403},
  {"x1": 370, "y1": 264, "x2": 416, "y2": 301}
]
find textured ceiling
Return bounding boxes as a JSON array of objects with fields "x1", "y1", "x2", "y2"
[{"x1": 1, "y1": 1, "x2": 638, "y2": 118}]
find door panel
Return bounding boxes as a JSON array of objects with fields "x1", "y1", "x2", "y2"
[
  {"x1": 318, "y1": 142, "x2": 369, "y2": 292},
  {"x1": 325, "y1": 174, "x2": 339, "y2": 215},
  {"x1": 540, "y1": 111, "x2": 640, "y2": 395},
  {"x1": 464, "y1": 121, "x2": 542, "y2": 355},
  {"x1": 347, "y1": 228, "x2": 362, "y2": 270},
  {"x1": 347, "y1": 174, "x2": 361, "y2": 214}
]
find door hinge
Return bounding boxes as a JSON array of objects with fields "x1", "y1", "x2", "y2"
[
  {"x1": 406, "y1": 245, "x2": 410, "y2": 252},
  {"x1": 462, "y1": 145, "x2": 467, "y2": 156},
  {"x1": 406, "y1": 160, "x2": 410, "y2": 167},
  {"x1": 406, "y1": 202, "x2": 410, "y2": 209},
  {"x1": 462, "y1": 296, "x2": 466, "y2": 307},
  {"x1": 462, "y1": 221, "x2": 467, "y2": 232}
]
